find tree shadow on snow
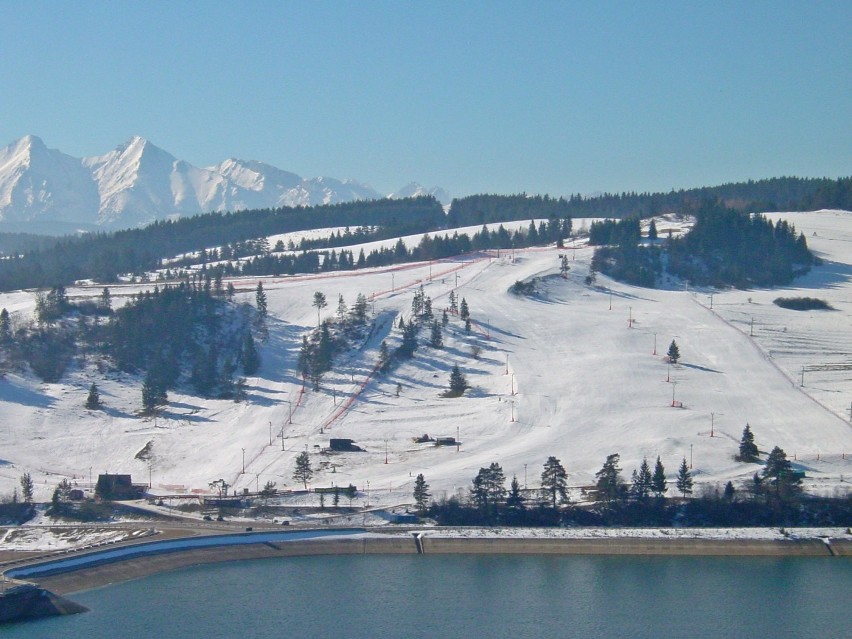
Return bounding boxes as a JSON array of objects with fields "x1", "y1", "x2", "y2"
[{"x1": 680, "y1": 362, "x2": 723, "y2": 374}]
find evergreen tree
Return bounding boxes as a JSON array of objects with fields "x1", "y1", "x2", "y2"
[
  {"x1": 378, "y1": 340, "x2": 391, "y2": 373},
  {"x1": 442, "y1": 309, "x2": 449, "y2": 327},
  {"x1": 595, "y1": 453, "x2": 624, "y2": 502},
  {"x1": 297, "y1": 336, "x2": 311, "y2": 378},
  {"x1": 423, "y1": 296, "x2": 433, "y2": 321},
  {"x1": 676, "y1": 458, "x2": 693, "y2": 497},
  {"x1": 85, "y1": 382, "x2": 101, "y2": 410},
  {"x1": 100, "y1": 287, "x2": 112, "y2": 311},
  {"x1": 723, "y1": 481, "x2": 735, "y2": 500},
  {"x1": 336, "y1": 294, "x2": 348, "y2": 322},
  {"x1": 255, "y1": 282, "x2": 268, "y2": 318},
  {"x1": 411, "y1": 286, "x2": 424, "y2": 317},
  {"x1": 430, "y1": 320, "x2": 443, "y2": 348},
  {"x1": 631, "y1": 457, "x2": 653, "y2": 500},
  {"x1": 293, "y1": 451, "x2": 313, "y2": 489},
  {"x1": 413, "y1": 473, "x2": 430, "y2": 514},
  {"x1": 0, "y1": 307, "x2": 11, "y2": 343},
  {"x1": 506, "y1": 475, "x2": 526, "y2": 513},
  {"x1": 459, "y1": 297, "x2": 470, "y2": 321},
  {"x1": 352, "y1": 293, "x2": 368, "y2": 324},
  {"x1": 470, "y1": 463, "x2": 506, "y2": 511},
  {"x1": 20, "y1": 472, "x2": 34, "y2": 504},
  {"x1": 448, "y1": 364, "x2": 469, "y2": 395},
  {"x1": 241, "y1": 332, "x2": 261, "y2": 375},
  {"x1": 651, "y1": 456, "x2": 667, "y2": 497},
  {"x1": 648, "y1": 219, "x2": 658, "y2": 241},
  {"x1": 540, "y1": 456, "x2": 569, "y2": 507},
  {"x1": 667, "y1": 340, "x2": 680, "y2": 364},
  {"x1": 738, "y1": 423, "x2": 760, "y2": 462},
  {"x1": 312, "y1": 291, "x2": 328, "y2": 327},
  {"x1": 399, "y1": 319, "x2": 418, "y2": 358},
  {"x1": 142, "y1": 370, "x2": 168, "y2": 412},
  {"x1": 762, "y1": 446, "x2": 801, "y2": 499},
  {"x1": 448, "y1": 290, "x2": 458, "y2": 314},
  {"x1": 464, "y1": 317, "x2": 471, "y2": 333}
]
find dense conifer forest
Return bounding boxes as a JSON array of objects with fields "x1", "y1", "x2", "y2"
[
  {"x1": 0, "y1": 176, "x2": 847, "y2": 292},
  {"x1": 0, "y1": 281, "x2": 260, "y2": 402},
  {"x1": 590, "y1": 202, "x2": 815, "y2": 288}
]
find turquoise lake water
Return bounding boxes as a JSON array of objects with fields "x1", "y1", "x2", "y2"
[{"x1": 6, "y1": 554, "x2": 850, "y2": 638}]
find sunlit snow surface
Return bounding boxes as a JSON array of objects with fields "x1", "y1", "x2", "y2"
[{"x1": 0, "y1": 211, "x2": 850, "y2": 507}]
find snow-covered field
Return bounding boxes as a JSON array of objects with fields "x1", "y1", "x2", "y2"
[{"x1": 1, "y1": 210, "x2": 850, "y2": 510}]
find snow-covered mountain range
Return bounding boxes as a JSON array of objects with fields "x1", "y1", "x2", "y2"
[{"x1": 0, "y1": 135, "x2": 448, "y2": 234}]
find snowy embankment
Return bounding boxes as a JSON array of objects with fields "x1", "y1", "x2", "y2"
[
  {"x1": 0, "y1": 211, "x2": 850, "y2": 509},
  {"x1": 415, "y1": 526, "x2": 849, "y2": 541}
]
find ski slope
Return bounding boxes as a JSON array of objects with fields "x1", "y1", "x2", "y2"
[{"x1": 1, "y1": 211, "x2": 850, "y2": 507}]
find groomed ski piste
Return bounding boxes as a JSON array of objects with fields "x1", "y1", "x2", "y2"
[{"x1": 1, "y1": 210, "x2": 851, "y2": 529}]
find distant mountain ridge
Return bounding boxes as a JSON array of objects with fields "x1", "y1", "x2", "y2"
[{"x1": 0, "y1": 135, "x2": 449, "y2": 234}]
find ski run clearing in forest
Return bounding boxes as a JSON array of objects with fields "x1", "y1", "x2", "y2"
[{"x1": 0, "y1": 211, "x2": 850, "y2": 512}]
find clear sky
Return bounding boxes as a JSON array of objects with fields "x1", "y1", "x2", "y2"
[{"x1": 1, "y1": 1, "x2": 849, "y2": 199}]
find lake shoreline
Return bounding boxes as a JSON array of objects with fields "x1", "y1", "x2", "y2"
[{"x1": 10, "y1": 528, "x2": 850, "y2": 596}]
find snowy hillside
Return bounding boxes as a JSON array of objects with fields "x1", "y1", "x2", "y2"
[
  {"x1": 0, "y1": 211, "x2": 850, "y2": 507},
  {"x1": 0, "y1": 135, "x2": 447, "y2": 233}
]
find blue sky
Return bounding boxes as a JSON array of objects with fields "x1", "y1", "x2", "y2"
[{"x1": 1, "y1": 1, "x2": 849, "y2": 198}]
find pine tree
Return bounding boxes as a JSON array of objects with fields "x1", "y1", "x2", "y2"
[
  {"x1": 667, "y1": 340, "x2": 680, "y2": 364},
  {"x1": 411, "y1": 286, "x2": 424, "y2": 317},
  {"x1": 738, "y1": 423, "x2": 759, "y2": 462},
  {"x1": 631, "y1": 457, "x2": 653, "y2": 500},
  {"x1": 399, "y1": 319, "x2": 418, "y2": 358},
  {"x1": 297, "y1": 336, "x2": 311, "y2": 378},
  {"x1": 676, "y1": 458, "x2": 693, "y2": 497},
  {"x1": 20, "y1": 472, "x2": 34, "y2": 504},
  {"x1": 352, "y1": 293, "x2": 368, "y2": 324},
  {"x1": 241, "y1": 332, "x2": 261, "y2": 375},
  {"x1": 413, "y1": 473, "x2": 430, "y2": 514},
  {"x1": 293, "y1": 451, "x2": 313, "y2": 489},
  {"x1": 506, "y1": 475, "x2": 526, "y2": 513},
  {"x1": 540, "y1": 456, "x2": 569, "y2": 507},
  {"x1": 378, "y1": 340, "x2": 391, "y2": 373},
  {"x1": 448, "y1": 364, "x2": 469, "y2": 395},
  {"x1": 762, "y1": 446, "x2": 801, "y2": 499},
  {"x1": 423, "y1": 296, "x2": 433, "y2": 321},
  {"x1": 459, "y1": 297, "x2": 470, "y2": 321},
  {"x1": 255, "y1": 282, "x2": 268, "y2": 318},
  {"x1": 0, "y1": 308, "x2": 10, "y2": 343},
  {"x1": 430, "y1": 320, "x2": 443, "y2": 348},
  {"x1": 336, "y1": 294, "x2": 348, "y2": 322},
  {"x1": 442, "y1": 309, "x2": 449, "y2": 327},
  {"x1": 142, "y1": 370, "x2": 168, "y2": 412},
  {"x1": 100, "y1": 287, "x2": 112, "y2": 311},
  {"x1": 648, "y1": 219, "x2": 658, "y2": 241},
  {"x1": 85, "y1": 382, "x2": 101, "y2": 410},
  {"x1": 595, "y1": 453, "x2": 624, "y2": 502},
  {"x1": 464, "y1": 317, "x2": 471, "y2": 333},
  {"x1": 651, "y1": 456, "x2": 667, "y2": 497},
  {"x1": 470, "y1": 463, "x2": 505, "y2": 511},
  {"x1": 312, "y1": 291, "x2": 327, "y2": 327},
  {"x1": 723, "y1": 481, "x2": 735, "y2": 500},
  {"x1": 448, "y1": 291, "x2": 458, "y2": 314}
]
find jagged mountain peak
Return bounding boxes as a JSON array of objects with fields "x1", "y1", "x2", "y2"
[
  {"x1": 0, "y1": 135, "x2": 444, "y2": 233},
  {"x1": 389, "y1": 182, "x2": 450, "y2": 204}
]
